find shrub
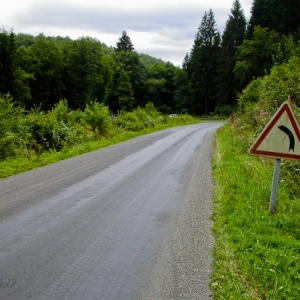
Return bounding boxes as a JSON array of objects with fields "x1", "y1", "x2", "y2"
[
  {"x1": 26, "y1": 104, "x2": 85, "y2": 154},
  {"x1": 0, "y1": 94, "x2": 29, "y2": 159},
  {"x1": 115, "y1": 111, "x2": 144, "y2": 131},
  {"x1": 231, "y1": 54, "x2": 300, "y2": 199},
  {"x1": 83, "y1": 101, "x2": 112, "y2": 135}
]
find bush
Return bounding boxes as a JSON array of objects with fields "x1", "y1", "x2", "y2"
[
  {"x1": 83, "y1": 101, "x2": 112, "y2": 135},
  {"x1": 26, "y1": 103, "x2": 85, "y2": 154},
  {"x1": 231, "y1": 53, "x2": 300, "y2": 201},
  {"x1": 115, "y1": 111, "x2": 144, "y2": 131},
  {"x1": 0, "y1": 94, "x2": 29, "y2": 159}
]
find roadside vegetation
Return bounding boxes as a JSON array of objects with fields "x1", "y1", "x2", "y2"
[
  {"x1": 0, "y1": 95, "x2": 197, "y2": 179},
  {"x1": 212, "y1": 125, "x2": 300, "y2": 299},
  {"x1": 211, "y1": 29, "x2": 300, "y2": 300},
  {"x1": 1, "y1": 0, "x2": 300, "y2": 296}
]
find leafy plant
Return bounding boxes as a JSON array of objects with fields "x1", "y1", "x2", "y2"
[
  {"x1": 0, "y1": 94, "x2": 29, "y2": 159},
  {"x1": 83, "y1": 101, "x2": 112, "y2": 135}
]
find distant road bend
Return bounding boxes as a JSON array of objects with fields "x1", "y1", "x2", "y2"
[{"x1": 0, "y1": 122, "x2": 222, "y2": 300}]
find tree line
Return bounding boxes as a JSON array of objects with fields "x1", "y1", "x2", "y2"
[{"x1": 1, "y1": 0, "x2": 300, "y2": 116}]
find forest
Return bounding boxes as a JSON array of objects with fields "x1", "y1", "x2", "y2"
[
  {"x1": 1, "y1": 0, "x2": 300, "y2": 116},
  {"x1": 1, "y1": 0, "x2": 300, "y2": 162}
]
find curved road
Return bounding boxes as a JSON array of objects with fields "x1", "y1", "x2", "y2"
[{"x1": 0, "y1": 122, "x2": 222, "y2": 300}]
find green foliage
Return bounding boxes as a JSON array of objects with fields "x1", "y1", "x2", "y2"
[
  {"x1": 2, "y1": 1, "x2": 299, "y2": 119},
  {"x1": 212, "y1": 125, "x2": 300, "y2": 299},
  {"x1": 112, "y1": 50, "x2": 147, "y2": 109},
  {"x1": 114, "y1": 104, "x2": 161, "y2": 131},
  {"x1": 98, "y1": 55, "x2": 115, "y2": 104},
  {"x1": 25, "y1": 37, "x2": 64, "y2": 109},
  {"x1": 145, "y1": 62, "x2": 178, "y2": 113},
  {"x1": 234, "y1": 26, "x2": 294, "y2": 89},
  {"x1": 247, "y1": 0, "x2": 300, "y2": 39},
  {"x1": 115, "y1": 31, "x2": 134, "y2": 52},
  {"x1": 173, "y1": 68, "x2": 191, "y2": 113},
  {"x1": 15, "y1": 33, "x2": 36, "y2": 48},
  {"x1": 144, "y1": 102, "x2": 161, "y2": 118},
  {"x1": 0, "y1": 95, "x2": 28, "y2": 159},
  {"x1": 116, "y1": 69, "x2": 135, "y2": 111},
  {"x1": 138, "y1": 53, "x2": 164, "y2": 67},
  {"x1": 237, "y1": 77, "x2": 264, "y2": 108},
  {"x1": 83, "y1": 101, "x2": 112, "y2": 135},
  {"x1": 62, "y1": 37, "x2": 104, "y2": 109},
  {"x1": 187, "y1": 9, "x2": 221, "y2": 115},
  {"x1": 0, "y1": 29, "x2": 16, "y2": 94},
  {"x1": 26, "y1": 107, "x2": 79, "y2": 153},
  {"x1": 232, "y1": 51, "x2": 300, "y2": 151},
  {"x1": 224, "y1": 42, "x2": 300, "y2": 297},
  {"x1": 216, "y1": 0, "x2": 246, "y2": 107},
  {"x1": 115, "y1": 111, "x2": 143, "y2": 131}
]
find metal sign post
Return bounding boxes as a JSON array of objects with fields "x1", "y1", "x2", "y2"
[
  {"x1": 249, "y1": 101, "x2": 300, "y2": 213},
  {"x1": 269, "y1": 158, "x2": 281, "y2": 213}
]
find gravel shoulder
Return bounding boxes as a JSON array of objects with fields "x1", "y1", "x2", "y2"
[{"x1": 138, "y1": 129, "x2": 215, "y2": 300}]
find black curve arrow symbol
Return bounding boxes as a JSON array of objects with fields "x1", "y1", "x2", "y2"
[{"x1": 278, "y1": 125, "x2": 295, "y2": 152}]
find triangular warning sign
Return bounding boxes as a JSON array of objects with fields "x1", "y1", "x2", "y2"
[{"x1": 249, "y1": 102, "x2": 300, "y2": 160}]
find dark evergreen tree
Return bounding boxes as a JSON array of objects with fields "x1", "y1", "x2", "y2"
[
  {"x1": 116, "y1": 69, "x2": 135, "y2": 111},
  {"x1": 109, "y1": 42, "x2": 147, "y2": 110},
  {"x1": 174, "y1": 68, "x2": 190, "y2": 113},
  {"x1": 188, "y1": 9, "x2": 221, "y2": 115},
  {"x1": 0, "y1": 29, "x2": 32, "y2": 106},
  {"x1": 117, "y1": 51, "x2": 147, "y2": 107},
  {"x1": 247, "y1": 0, "x2": 300, "y2": 39},
  {"x1": 0, "y1": 29, "x2": 16, "y2": 95},
  {"x1": 106, "y1": 63, "x2": 134, "y2": 112},
  {"x1": 216, "y1": 0, "x2": 246, "y2": 112},
  {"x1": 115, "y1": 31, "x2": 135, "y2": 52},
  {"x1": 182, "y1": 53, "x2": 190, "y2": 71}
]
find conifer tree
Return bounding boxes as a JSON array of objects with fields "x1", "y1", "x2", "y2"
[
  {"x1": 216, "y1": 0, "x2": 246, "y2": 112},
  {"x1": 115, "y1": 31, "x2": 135, "y2": 52},
  {"x1": 188, "y1": 9, "x2": 221, "y2": 115}
]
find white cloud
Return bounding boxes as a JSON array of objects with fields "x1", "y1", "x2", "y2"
[{"x1": 2, "y1": 0, "x2": 253, "y2": 67}]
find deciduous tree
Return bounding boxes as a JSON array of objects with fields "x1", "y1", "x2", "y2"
[
  {"x1": 235, "y1": 26, "x2": 294, "y2": 89},
  {"x1": 62, "y1": 37, "x2": 104, "y2": 109}
]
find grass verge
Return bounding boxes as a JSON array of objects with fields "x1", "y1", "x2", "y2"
[{"x1": 211, "y1": 124, "x2": 300, "y2": 299}]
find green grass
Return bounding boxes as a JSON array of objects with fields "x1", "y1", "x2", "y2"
[
  {"x1": 211, "y1": 125, "x2": 300, "y2": 299},
  {"x1": 0, "y1": 119, "x2": 200, "y2": 179}
]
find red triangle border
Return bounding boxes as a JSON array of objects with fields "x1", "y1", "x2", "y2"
[{"x1": 249, "y1": 102, "x2": 300, "y2": 160}]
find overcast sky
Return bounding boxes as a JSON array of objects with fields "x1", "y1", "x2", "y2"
[{"x1": 2, "y1": 0, "x2": 253, "y2": 67}]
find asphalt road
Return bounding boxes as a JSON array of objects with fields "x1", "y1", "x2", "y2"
[{"x1": 0, "y1": 122, "x2": 222, "y2": 300}]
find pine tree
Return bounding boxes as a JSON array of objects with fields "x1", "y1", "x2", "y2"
[
  {"x1": 115, "y1": 31, "x2": 134, "y2": 52},
  {"x1": 188, "y1": 9, "x2": 221, "y2": 115},
  {"x1": 216, "y1": 0, "x2": 246, "y2": 111}
]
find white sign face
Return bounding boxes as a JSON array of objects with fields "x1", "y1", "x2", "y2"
[{"x1": 249, "y1": 102, "x2": 300, "y2": 160}]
